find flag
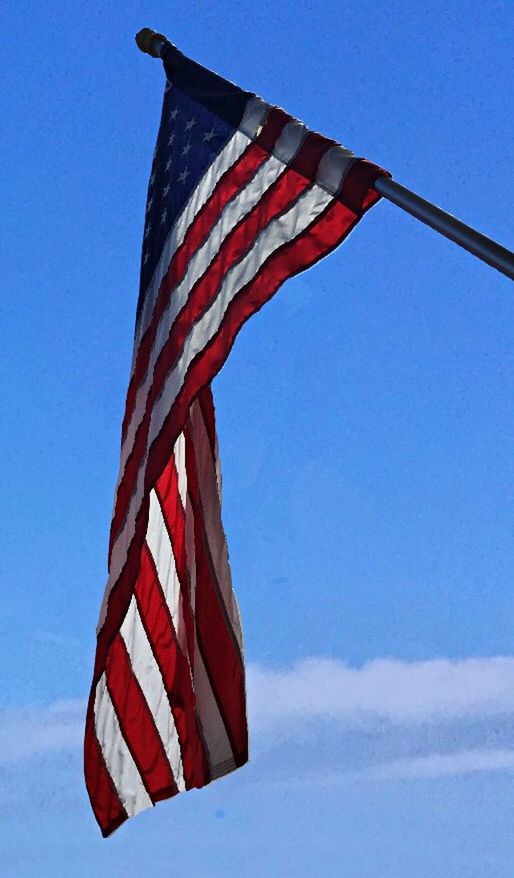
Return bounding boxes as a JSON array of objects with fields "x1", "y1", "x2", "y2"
[{"x1": 85, "y1": 41, "x2": 388, "y2": 837}]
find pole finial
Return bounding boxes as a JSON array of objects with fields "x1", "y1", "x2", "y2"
[{"x1": 135, "y1": 28, "x2": 168, "y2": 58}]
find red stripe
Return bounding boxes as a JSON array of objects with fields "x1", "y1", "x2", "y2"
[
  {"x1": 254, "y1": 108, "x2": 291, "y2": 152},
  {"x1": 106, "y1": 633, "x2": 178, "y2": 802},
  {"x1": 197, "y1": 385, "x2": 217, "y2": 460},
  {"x1": 146, "y1": 194, "x2": 374, "y2": 496},
  {"x1": 340, "y1": 160, "x2": 386, "y2": 213},
  {"x1": 94, "y1": 494, "x2": 150, "y2": 679},
  {"x1": 121, "y1": 109, "x2": 289, "y2": 446},
  {"x1": 155, "y1": 454, "x2": 189, "y2": 586},
  {"x1": 154, "y1": 454, "x2": 196, "y2": 668},
  {"x1": 289, "y1": 131, "x2": 337, "y2": 183},
  {"x1": 95, "y1": 165, "x2": 382, "y2": 676},
  {"x1": 84, "y1": 700, "x2": 127, "y2": 837},
  {"x1": 111, "y1": 161, "x2": 313, "y2": 551},
  {"x1": 184, "y1": 421, "x2": 247, "y2": 765},
  {"x1": 134, "y1": 541, "x2": 210, "y2": 790}
]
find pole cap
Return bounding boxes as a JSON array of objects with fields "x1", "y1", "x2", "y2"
[{"x1": 135, "y1": 28, "x2": 168, "y2": 57}]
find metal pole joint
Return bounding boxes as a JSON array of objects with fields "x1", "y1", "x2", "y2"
[{"x1": 135, "y1": 28, "x2": 168, "y2": 58}]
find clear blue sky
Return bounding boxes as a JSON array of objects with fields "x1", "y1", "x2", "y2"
[{"x1": 2, "y1": 1, "x2": 513, "y2": 875}]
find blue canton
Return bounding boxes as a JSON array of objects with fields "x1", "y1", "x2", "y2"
[{"x1": 137, "y1": 82, "x2": 236, "y2": 322}]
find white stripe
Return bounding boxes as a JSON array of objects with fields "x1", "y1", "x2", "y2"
[
  {"x1": 148, "y1": 183, "x2": 334, "y2": 450},
  {"x1": 120, "y1": 596, "x2": 185, "y2": 792},
  {"x1": 194, "y1": 642, "x2": 236, "y2": 776},
  {"x1": 100, "y1": 182, "x2": 335, "y2": 631},
  {"x1": 97, "y1": 462, "x2": 144, "y2": 629},
  {"x1": 97, "y1": 438, "x2": 188, "y2": 636},
  {"x1": 119, "y1": 126, "x2": 304, "y2": 486},
  {"x1": 174, "y1": 432, "x2": 187, "y2": 511},
  {"x1": 94, "y1": 673, "x2": 153, "y2": 818},
  {"x1": 146, "y1": 488, "x2": 186, "y2": 654},
  {"x1": 135, "y1": 99, "x2": 270, "y2": 352},
  {"x1": 184, "y1": 485, "x2": 196, "y2": 619},
  {"x1": 214, "y1": 436, "x2": 222, "y2": 496},
  {"x1": 316, "y1": 145, "x2": 355, "y2": 195},
  {"x1": 273, "y1": 118, "x2": 307, "y2": 165},
  {"x1": 188, "y1": 400, "x2": 243, "y2": 653},
  {"x1": 135, "y1": 130, "x2": 252, "y2": 351},
  {"x1": 239, "y1": 96, "x2": 271, "y2": 139},
  {"x1": 180, "y1": 474, "x2": 236, "y2": 772}
]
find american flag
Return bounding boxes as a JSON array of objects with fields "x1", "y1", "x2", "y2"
[{"x1": 84, "y1": 42, "x2": 388, "y2": 836}]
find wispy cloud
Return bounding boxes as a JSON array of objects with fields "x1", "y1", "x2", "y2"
[
  {"x1": 247, "y1": 655, "x2": 514, "y2": 729},
  {"x1": 0, "y1": 699, "x2": 85, "y2": 764},
  {"x1": 368, "y1": 748, "x2": 514, "y2": 781},
  {"x1": 2, "y1": 655, "x2": 514, "y2": 786},
  {"x1": 262, "y1": 748, "x2": 514, "y2": 792},
  {"x1": 244, "y1": 656, "x2": 514, "y2": 785}
]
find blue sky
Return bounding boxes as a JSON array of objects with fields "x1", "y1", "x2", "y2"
[{"x1": 2, "y1": 1, "x2": 513, "y2": 875}]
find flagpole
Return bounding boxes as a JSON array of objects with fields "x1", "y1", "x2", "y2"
[
  {"x1": 135, "y1": 29, "x2": 514, "y2": 283},
  {"x1": 373, "y1": 177, "x2": 514, "y2": 281}
]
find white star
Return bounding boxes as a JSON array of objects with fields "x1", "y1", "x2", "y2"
[
  {"x1": 144, "y1": 224, "x2": 152, "y2": 240},
  {"x1": 203, "y1": 127, "x2": 217, "y2": 142},
  {"x1": 146, "y1": 196, "x2": 154, "y2": 214},
  {"x1": 185, "y1": 116, "x2": 197, "y2": 131},
  {"x1": 162, "y1": 183, "x2": 170, "y2": 197},
  {"x1": 143, "y1": 251, "x2": 149, "y2": 264},
  {"x1": 160, "y1": 208, "x2": 168, "y2": 225},
  {"x1": 177, "y1": 168, "x2": 190, "y2": 184},
  {"x1": 164, "y1": 80, "x2": 172, "y2": 92},
  {"x1": 167, "y1": 132, "x2": 175, "y2": 147},
  {"x1": 165, "y1": 157, "x2": 172, "y2": 172},
  {"x1": 149, "y1": 171, "x2": 156, "y2": 186},
  {"x1": 170, "y1": 107, "x2": 179, "y2": 120},
  {"x1": 181, "y1": 141, "x2": 191, "y2": 157}
]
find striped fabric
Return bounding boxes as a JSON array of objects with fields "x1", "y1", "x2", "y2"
[{"x1": 85, "y1": 42, "x2": 388, "y2": 836}]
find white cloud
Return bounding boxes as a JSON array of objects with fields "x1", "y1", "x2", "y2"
[
  {"x1": 0, "y1": 699, "x2": 85, "y2": 764},
  {"x1": 2, "y1": 655, "x2": 514, "y2": 786},
  {"x1": 247, "y1": 655, "x2": 514, "y2": 730},
  {"x1": 261, "y1": 748, "x2": 514, "y2": 792},
  {"x1": 368, "y1": 748, "x2": 514, "y2": 781}
]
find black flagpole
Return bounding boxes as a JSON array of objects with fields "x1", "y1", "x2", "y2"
[{"x1": 135, "y1": 28, "x2": 514, "y2": 283}]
